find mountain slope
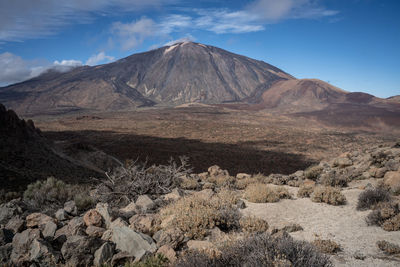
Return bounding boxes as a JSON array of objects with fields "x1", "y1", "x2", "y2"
[
  {"x1": 0, "y1": 42, "x2": 293, "y2": 115},
  {"x1": 0, "y1": 103, "x2": 101, "y2": 191}
]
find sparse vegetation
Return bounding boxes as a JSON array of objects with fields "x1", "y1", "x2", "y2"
[
  {"x1": 122, "y1": 254, "x2": 169, "y2": 267},
  {"x1": 175, "y1": 233, "x2": 332, "y2": 267},
  {"x1": 319, "y1": 172, "x2": 348, "y2": 187},
  {"x1": 0, "y1": 190, "x2": 20, "y2": 204},
  {"x1": 304, "y1": 166, "x2": 324, "y2": 181},
  {"x1": 376, "y1": 240, "x2": 400, "y2": 255},
  {"x1": 244, "y1": 183, "x2": 291, "y2": 203},
  {"x1": 311, "y1": 186, "x2": 346, "y2": 205},
  {"x1": 97, "y1": 157, "x2": 191, "y2": 206},
  {"x1": 23, "y1": 177, "x2": 91, "y2": 211},
  {"x1": 312, "y1": 239, "x2": 341, "y2": 254},
  {"x1": 366, "y1": 202, "x2": 400, "y2": 231},
  {"x1": 297, "y1": 184, "x2": 314, "y2": 198},
  {"x1": 160, "y1": 193, "x2": 241, "y2": 239},
  {"x1": 239, "y1": 216, "x2": 269, "y2": 233},
  {"x1": 357, "y1": 188, "x2": 391, "y2": 211}
]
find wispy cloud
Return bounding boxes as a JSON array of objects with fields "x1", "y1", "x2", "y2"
[
  {"x1": 86, "y1": 51, "x2": 115, "y2": 66},
  {"x1": 0, "y1": 0, "x2": 178, "y2": 43},
  {"x1": 247, "y1": 0, "x2": 339, "y2": 21}
]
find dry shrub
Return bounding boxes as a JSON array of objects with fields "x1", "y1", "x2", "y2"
[
  {"x1": 366, "y1": 202, "x2": 400, "y2": 231},
  {"x1": 304, "y1": 166, "x2": 324, "y2": 181},
  {"x1": 23, "y1": 177, "x2": 93, "y2": 212},
  {"x1": 160, "y1": 193, "x2": 240, "y2": 239},
  {"x1": 244, "y1": 183, "x2": 291, "y2": 203},
  {"x1": 0, "y1": 190, "x2": 20, "y2": 204},
  {"x1": 376, "y1": 240, "x2": 400, "y2": 255},
  {"x1": 311, "y1": 186, "x2": 346, "y2": 205},
  {"x1": 312, "y1": 239, "x2": 341, "y2": 254},
  {"x1": 297, "y1": 184, "x2": 314, "y2": 198},
  {"x1": 357, "y1": 188, "x2": 391, "y2": 211},
  {"x1": 216, "y1": 188, "x2": 240, "y2": 205},
  {"x1": 175, "y1": 233, "x2": 332, "y2": 267},
  {"x1": 319, "y1": 172, "x2": 348, "y2": 187},
  {"x1": 180, "y1": 177, "x2": 199, "y2": 190},
  {"x1": 97, "y1": 157, "x2": 191, "y2": 206},
  {"x1": 206, "y1": 175, "x2": 235, "y2": 188},
  {"x1": 235, "y1": 177, "x2": 257, "y2": 190},
  {"x1": 239, "y1": 216, "x2": 269, "y2": 233},
  {"x1": 125, "y1": 254, "x2": 169, "y2": 267},
  {"x1": 382, "y1": 214, "x2": 400, "y2": 231}
]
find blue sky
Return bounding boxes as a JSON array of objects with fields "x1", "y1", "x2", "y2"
[{"x1": 0, "y1": 0, "x2": 399, "y2": 97}]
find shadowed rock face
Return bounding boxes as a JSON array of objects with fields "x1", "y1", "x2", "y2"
[
  {"x1": 0, "y1": 104, "x2": 100, "y2": 191},
  {"x1": 0, "y1": 42, "x2": 293, "y2": 115}
]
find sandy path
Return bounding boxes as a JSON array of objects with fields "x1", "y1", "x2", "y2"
[{"x1": 242, "y1": 182, "x2": 400, "y2": 266}]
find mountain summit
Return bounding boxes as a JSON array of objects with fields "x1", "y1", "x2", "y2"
[{"x1": 0, "y1": 42, "x2": 294, "y2": 115}]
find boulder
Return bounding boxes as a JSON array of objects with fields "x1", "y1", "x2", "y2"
[
  {"x1": 153, "y1": 228, "x2": 184, "y2": 249},
  {"x1": 96, "y1": 203, "x2": 113, "y2": 229},
  {"x1": 101, "y1": 230, "x2": 113, "y2": 241},
  {"x1": 0, "y1": 243, "x2": 12, "y2": 263},
  {"x1": 26, "y1": 213, "x2": 54, "y2": 228},
  {"x1": 55, "y1": 209, "x2": 70, "y2": 221},
  {"x1": 42, "y1": 221, "x2": 57, "y2": 239},
  {"x1": 83, "y1": 209, "x2": 103, "y2": 227},
  {"x1": 110, "y1": 226, "x2": 156, "y2": 261},
  {"x1": 5, "y1": 216, "x2": 24, "y2": 233},
  {"x1": 94, "y1": 242, "x2": 115, "y2": 266},
  {"x1": 29, "y1": 238, "x2": 60, "y2": 264},
  {"x1": 208, "y1": 165, "x2": 229, "y2": 177},
  {"x1": 11, "y1": 228, "x2": 41, "y2": 265},
  {"x1": 135, "y1": 195, "x2": 156, "y2": 212},
  {"x1": 157, "y1": 245, "x2": 176, "y2": 264},
  {"x1": 64, "y1": 201, "x2": 78, "y2": 216},
  {"x1": 54, "y1": 217, "x2": 85, "y2": 241},
  {"x1": 163, "y1": 188, "x2": 184, "y2": 201},
  {"x1": 333, "y1": 157, "x2": 353, "y2": 168},
  {"x1": 383, "y1": 171, "x2": 400, "y2": 194},
  {"x1": 236, "y1": 173, "x2": 251, "y2": 179},
  {"x1": 86, "y1": 226, "x2": 106, "y2": 238},
  {"x1": 110, "y1": 217, "x2": 128, "y2": 228},
  {"x1": 129, "y1": 214, "x2": 159, "y2": 235},
  {"x1": 0, "y1": 200, "x2": 23, "y2": 225},
  {"x1": 61, "y1": 235, "x2": 102, "y2": 266},
  {"x1": 119, "y1": 202, "x2": 138, "y2": 218}
]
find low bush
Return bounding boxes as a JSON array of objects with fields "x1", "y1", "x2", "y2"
[
  {"x1": 124, "y1": 254, "x2": 168, "y2": 267},
  {"x1": 312, "y1": 239, "x2": 341, "y2": 254},
  {"x1": 175, "y1": 233, "x2": 332, "y2": 267},
  {"x1": 304, "y1": 166, "x2": 324, "y2": 181},
  {"x1": 319, "y1": 172, "x2": 348, "y2": 187},
  {"x1": 179, "y1": 177, "x2": 199, "y2": 190},
  {"x1": 244, "y1": 183, "x2": 291, "y2": 203},
  {"x1": 376, "y1": 240, "x2": 400, "y2": 255},
  {"x1": 160, "y1": 192, "x2": 241, "y2": 239},
  {"x1": 239, "y1": 216, "x2": 269, "y2": 233},
  {"x1": 23, "y1": 177, "x2": 92, "y2": 212},
  {"x1": 311, "y1": 186, "x2": 346, "y2": 205},
  {"x1": 206, "y1": 175, "x2": 235, "y2": 188},
  {"x1": 357, "y1": 188, "x2": 391, "y2": 211},
  {"x1": 97, "y1": 157, "x2": 191, "y2": 206},
  {"x1": 382, "y1": 214, "x2": 400, "y2": 231},
  {"x1": 366, "y1": 202, "x2": 400, "y2": 231},
  {"x1": 297, "y1": 184, "x2": 314, "y2": 198}
]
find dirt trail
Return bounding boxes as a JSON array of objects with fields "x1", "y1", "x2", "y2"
[{"x1": 243, "y1": 180, "x2": 400, "y2": 266}]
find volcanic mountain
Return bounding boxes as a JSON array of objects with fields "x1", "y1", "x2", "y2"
[{"x1": 0, "y1": 42, "x2": 294, "y2": 115}]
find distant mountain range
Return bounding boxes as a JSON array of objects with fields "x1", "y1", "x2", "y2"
[{"x1": 0, "y1": 41, "x2": 399, "y2": 120}]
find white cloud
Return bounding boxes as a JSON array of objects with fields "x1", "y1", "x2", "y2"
[
  {"x1": 0, "y1": 0, "x2": 178, "y2": 43},
  {"x1": 247, "y1": 0, "x2": 338, "y2": 21},
  {"x1": 86, "y1": 51, "x2": 115, "y2": 66},
  {"x1": 111, "y1": 17, "x2": 158, "y2": 51},
  {"x1": 164, "y1": 35, "x2": 196, "y2": 46}
]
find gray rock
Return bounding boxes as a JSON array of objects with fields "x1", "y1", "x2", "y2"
[
  {"x1": 0, "y1": 243, "x2": 12, "y2": 263},
  {"x1": 163, "y1": 188, "x2": 184, "y2": 201},
  {"x1": 0, "y1": 200, "x2": 22, "y2": 225},
  {"x1": 42, "y1": 221, "x2": 57, "y2": 239},
  {"x1": 55, "y1": 209, "x2": 69, "y2": 221},
  {"x1": 54, "y1": 217, "x2": 85, "y2": 241},
  {"x1": 135, "y1": 195, "x2": 156, "y2": 212},
  {"x1": 29, "y1": 238, "x2": 60, "y2": 264},
  {"x1": 64, "y1": 201, "x2": 78, "y2": 216},
  {"x1": 61, "y1": 235, "x2": 102, "y2": 266},
  {"x1": 96, "y1": 203, "x2": 113, "y2": 229},
  {"x1": 119, "y1": 202, "x2": 138, "y2": 218},
  {"x1": 26, "y1": 213, "x2": 54, "y2": 228},
  {"x1": 236, "y1": 199, "x2": 246, "y2": 209},
  {"x1": 110, "y1": 226, "x2": 156, "y2": 261},
  {"x1": 5, "y1": 216, "x2": 24, "y2": 233},
  {"x1": 94, "y1": 242, "x2": 115, "y2": 266},
  {"x1": 86, "y1": 225, "x2": 106, "y2": 238},
  {"x1": 11, "y1": 228, "x2": 41, "y2": 265}
]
